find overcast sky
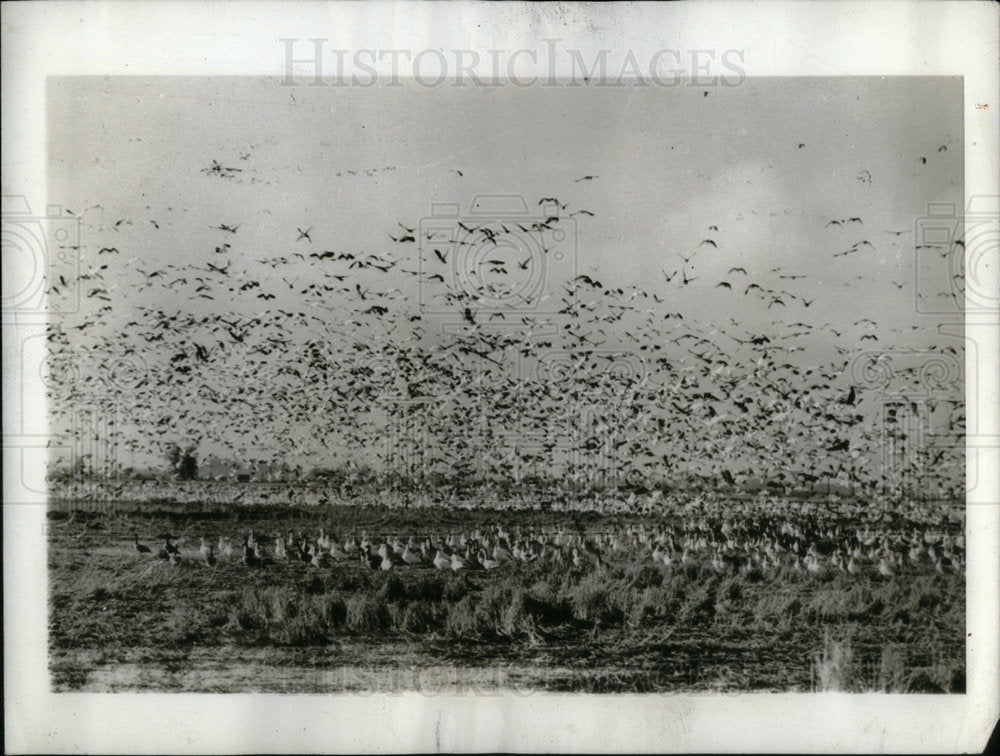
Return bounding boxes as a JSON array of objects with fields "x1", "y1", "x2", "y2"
[{"x1": 49, "y1": 76, "x2": 962, "y2": 335}]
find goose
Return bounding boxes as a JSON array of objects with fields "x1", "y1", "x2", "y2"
[
  {"x1": 463, "y1": 548, "x2": 483, "y2": 570},
  {"x1": 710, "y1": 552, "x2": 726, "y2": 573},
  {"x1": 401, "y1": 545, "x2": 423, "y2": 566},
  {"x1": 133, "y1": 535, "x2": 151, "y2": 555},
  {"x1": 480, "y1": 550, "x2": 500, "y2": 570},
  {"x1": 329, "y1": 541, "x2": 350, "y2": 561},
  {"x1": 163, "y1": 536, "x2": 180, "y2": 556},
  {"x1": 433, "y1": 549, "x2": 451, "y2": 570},
  {"x1": 309, "y1": 544, "x2": 328, "y2": 569},
  {"x1": 420, "y1": 539, "x2": 434, "y2": 561},
  {"x1": 805, "y1": 554, "x2": 822, "y2": 574},
  {"x1": 831, "y1": 551, "x2": 846, "y2": 574},
  {"x1": 846, "y1": 554, "x2": 861, "y2": 575},
  {"x1": 361, "y1": 547, "x2": 381, "y2": 571},
  {"x1": 297, "y1": 541, "x2": 312, "y2": 563},
  {"x1": 877, "y1": 557, "x2": 895, "y2": 577},
  {"x1": 274, "y1": 537, "x2": 287, "y2": 560},
  {"x1": 219, "y1": 537, "x2": 233, "y2": 560},
  {"x1": 450, "y1": 552, "x2": 467, "y2": 572},
  {"x1": 199, "y1": 538, "x2": 211, "y2": 562},
  {"x1": 242, "y1": 539, "x2": 260, "y2": 567}
]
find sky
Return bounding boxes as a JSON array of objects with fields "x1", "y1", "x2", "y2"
[
  {"x1": 48, "y1": 76, "x2": 962, "y2": 327},
  {"x1": 45, "y1": 75, "x2": 965, "y2": 475}
]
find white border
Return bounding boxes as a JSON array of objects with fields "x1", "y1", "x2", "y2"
[{"x1": 3, "y1": 1, "x2": 998, "y2": 753}]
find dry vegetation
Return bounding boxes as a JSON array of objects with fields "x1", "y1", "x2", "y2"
[{"x1": 48, "y1": 496, "x2": 964, "y2": 693}]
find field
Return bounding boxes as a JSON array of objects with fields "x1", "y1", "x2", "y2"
[{"x1": 48, "y1": 490, "x2": 965, "y2": 694}]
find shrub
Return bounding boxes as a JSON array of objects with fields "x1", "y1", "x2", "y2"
[
  {"x1": 445, "y1": 594, "x2": 478, "y2": 638},
  {"x1": 813, "y1": 630, "x2": 854, "y2": 692},
  {"x1": 346, "y1": 594, "x2": 389, "y2": 632}
]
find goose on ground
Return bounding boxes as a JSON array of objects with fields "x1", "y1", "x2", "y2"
[
  {"x1": 309, "y1": 543, "x2": 328, "y2": 568},
  {"x1": 480, "y1": 550, "x2": 500, "y2": 570},
  {"x1": 242, "y1": 539, "x2": 260, "y2": 567},
  {"x1": 433, "y1": 549, "x2": 451, "y2": 570},
  {"x1": 401, "y1": 545, "x2": 423, "y2": 566}
]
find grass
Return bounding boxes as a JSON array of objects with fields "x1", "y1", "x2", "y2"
[{"x1": 48, "y1": 503, "x2": 966, "y2": 693}]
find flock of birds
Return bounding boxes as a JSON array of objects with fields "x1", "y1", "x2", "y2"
[
  {"x1": 46, "y1": 137, "x2": 966, "y2": 502},
  {"x1": 131, "y1": 496, "x2": 965, "y2": 579}
]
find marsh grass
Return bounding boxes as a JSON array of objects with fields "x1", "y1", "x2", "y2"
[{"x1": 48, "y1": 508, "x2": 966, "y2": 693}]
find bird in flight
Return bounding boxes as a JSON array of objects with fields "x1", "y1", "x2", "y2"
[
  {"x1": 213, "y1": 223, "x2": 240, "y2": 233},
  {"x1": 574, "y1": 175, "x2": 598, "y2": 182},
  {"x1": 296, "y1": 227, "x2": 313, "y2": 242},
  {"x1": 538, "y1": 198, "x2": 568, "y2": 209}
]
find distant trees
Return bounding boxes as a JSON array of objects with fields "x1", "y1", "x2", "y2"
[{"x1": 166, "y1": 443, "x2": 199, "y2": 480}]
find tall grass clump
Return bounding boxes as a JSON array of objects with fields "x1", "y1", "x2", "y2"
[
  {"x1": 813, "y1": 629, "x2": 855, "y2": 691},
  {"x1": 345, "y1": 593, "x2": 390, "y2": 633}
]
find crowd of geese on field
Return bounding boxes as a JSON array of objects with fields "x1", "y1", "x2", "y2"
[{"x1": 133, "y1": 496, "x2": 965, "y2": 579}]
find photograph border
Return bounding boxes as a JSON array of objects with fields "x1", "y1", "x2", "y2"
[{"x1": 3, "y1": 1, "x2": 998, "y2": 752}]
